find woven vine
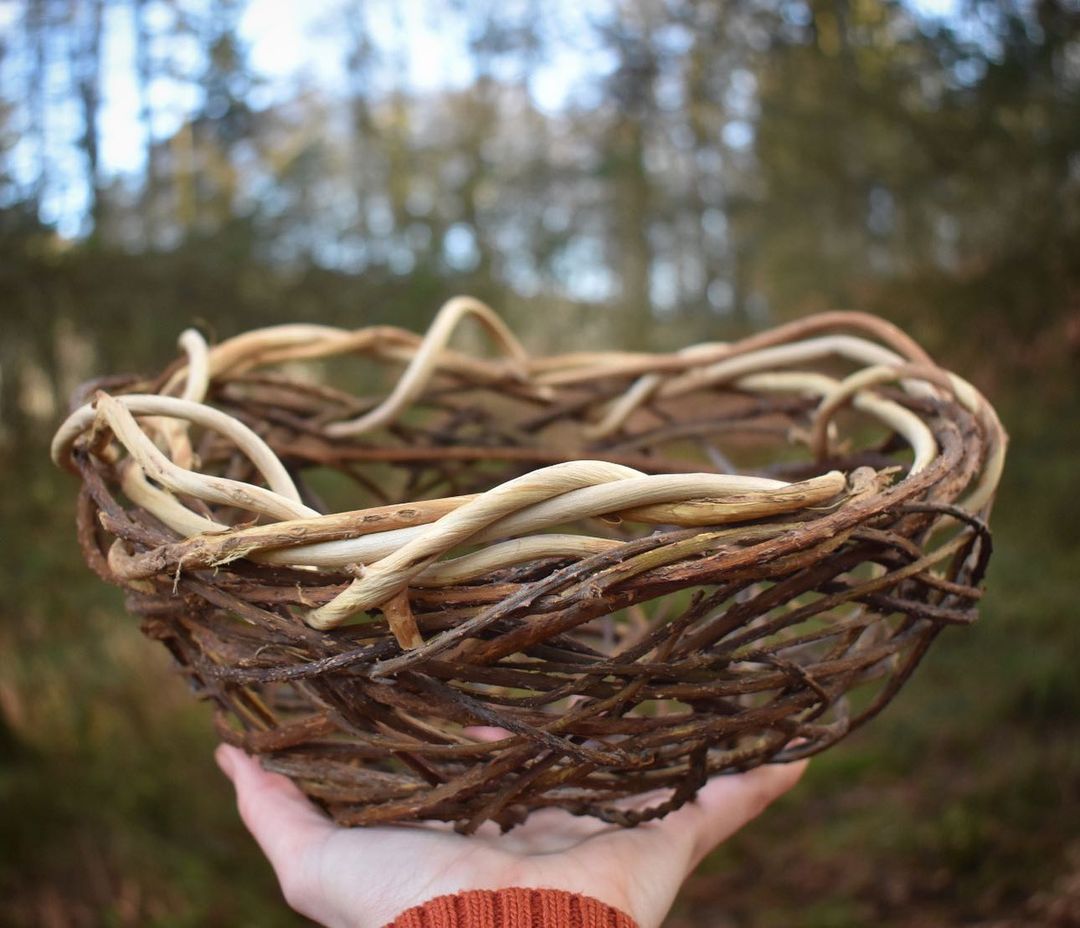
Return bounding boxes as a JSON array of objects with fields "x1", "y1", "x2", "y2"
[{"x1": 52, "y1": 298, "x2": 1006, "y2": 831}]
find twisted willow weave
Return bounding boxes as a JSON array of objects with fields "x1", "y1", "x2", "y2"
[{"x1": 52, "y1": 299, "x2": 1006, "y2": 832}]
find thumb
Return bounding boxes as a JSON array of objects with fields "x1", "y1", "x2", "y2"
[
  {"x1": 681, "y1": 760, "x2": 808, "y2": 867},
  {"x1": 215, "y1": 744, "x2": 337, "y2": 875}
]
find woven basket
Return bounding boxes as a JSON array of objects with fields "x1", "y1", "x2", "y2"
[{"x1": 52, "y1": 298, "x2": 1006, "y2": 832}]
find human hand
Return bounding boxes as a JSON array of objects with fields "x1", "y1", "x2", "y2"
[{"x1": 216, "y1": 744, "x2": 806, "y2": 928}]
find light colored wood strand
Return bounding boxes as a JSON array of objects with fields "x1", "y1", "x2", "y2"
[
  {"x1": 92, "y1": 392, "x2": 316, "y2": 522},
  {"x1": 733, "y1": 371, "x2": 939, "y2": 474},
  {"x1": 809, "y1": 363, "x2": 957, "y2": 465},
  {"x1": 53, "y1": 393, "x2": 304, "y2": 505},
  {"x1": 153, "y1": 328, "x2": 212, "y2": 469},
  {"x1": 530, "y1": 310, "x2": 934, "y2": 384},
  {"x1": 109, "y1": 470, "x2": 845, "y2": 580},
  {"x1": 411, "y1": 535, "x2": 622, "y2": 586},
  {"x1": 324, "y1": 296, "x2": 534, "y2": 437},
  {"x1": 305, "y1": 460, "x2": 647, "y2": 628}
]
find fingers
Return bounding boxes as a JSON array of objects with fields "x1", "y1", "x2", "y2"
[
  {"x1": 462, "y1": 725, "x2": 512, "y2": 743},
  {"x1": 215, "y1": 744, "x2": 336, "y2": 878},
  {"x1": 671, "y1": 760, "x2": 808, "y2": 868},
  {"x1": 542, "y1": 759, "x2": 807, "y2": 928}
]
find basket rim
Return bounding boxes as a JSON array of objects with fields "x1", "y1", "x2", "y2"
[{"x1": 52, "y1": 297, "x2": 1007, "y2": 640}]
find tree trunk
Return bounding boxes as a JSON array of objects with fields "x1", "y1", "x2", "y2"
[{"x1": 76, "y1": 0, "x2": 105, "y2": 237}]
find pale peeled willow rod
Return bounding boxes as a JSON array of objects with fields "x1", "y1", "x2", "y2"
[
  {"x1": 808, "y1": 363, "x2": 958, "y2": 464},
  {"x1": 305, "y1": 460, "x2": 643, "y2": 628},
  {"x1": 76, "y1": 394, "x2": 316, "y2": 521},
  {"x1": 587, "y1": 334, "x2": 938, "y2": 439},
  {"x1": 584, "y1": 341, "x2": 728, "y2": 439},
  {"x1": 253, "y1": 471, "x2": 847, "y2": 569},
  {"x1": 193, "y1": 313, "x2": 960, "y2": 466},
  {"x1": 163, "y1": 323, "x2": 411, "y2": 388},
  {"x1": 57, "y1": 362, "x2": 941, "y2": 563},
  {"x1": 217, "y1": 327, "x2": 536, "y2": 393},
  {"x1": 156, "y1": 307, "x2": 976, "y2": 466},
  {"x1": 162, "y1": 319, "x2": 522, "y2": 398},
  {"x1": 56, "y1": 310, "x2": 1002, "y2": 615},
  {"x1": 177, "y1": 329, "x2": 211, "y2": 403},
  {"x1": 528, "y1": 310, "x2": 935, "y2": 384},
  {"x1": 366, "y1": 341, "x2": 554, "y2": 399},
  {"x1": 152, "y1": 328, "x2": 212, "y2": 469},
  {"x1": 589, "y1": 335, "x2": 915, "y2": 438},
  {"x1": 663, "y1": 336, "x2": 922, "y2": 398},
  {"x1": 105, "y1": 436, "x2": 812, "y2": 574},
  {"x1": 62, "y1": 372, "x2": 925, "y2": 577},
  {"x1": 408, "y1": 522, "x2": 817, "y2": 589},
  {"x1": 584, "y1": 332, "x2": 1002, "y2": 499},
  {"x1": 106, "y1": 444, "x2": 843, "y2": 579},
  {"x1": 178, "y1": 304, "x2": 718, "y2": 438},
  {"x1": 97, "y1": 406, "x2": 838, "y2": 566},
  {"x1": 395, "y1": 535, "x2": 623, "y2": 587},
  {"x1": 736, "y1": 365, "x2": 1002, "y2": 510},
  {"x1": 325, "y1": 296, "x2": 533, "y2": 437},
  {"x1": 106, "y1": 477, "x2": 773, "y2": 585},
  {"x1": 53, "y1": 393, "x2": 304, "y2": 504},
  {"x1": 120, "y1": 459, "x2": 222, "y2": 536},
  {"x1": 304, "y1": 461, "x2": 630, "y2": 628},
  {"x1": 736, "y1": 371, "x2": 938, "y2": 474},
  {"x1": 464, "y1": 471, "x2": 843, "y2": 542},
  {"x1": 303, "y1": 466, "x2": 849, "y2": 628}
]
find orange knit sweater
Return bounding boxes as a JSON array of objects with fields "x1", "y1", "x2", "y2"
[{"x1": 385, "y1": 888, "x2": 639, "y2": 927}]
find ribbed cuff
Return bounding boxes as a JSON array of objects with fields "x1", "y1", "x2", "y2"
[{"x1": 384, "y1": 887, "x2": 638, "y2": 928}]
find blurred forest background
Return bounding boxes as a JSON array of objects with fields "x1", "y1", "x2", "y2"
[{"x1": 1, "y1": 0, "x2": 1078, "y2": 925}]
